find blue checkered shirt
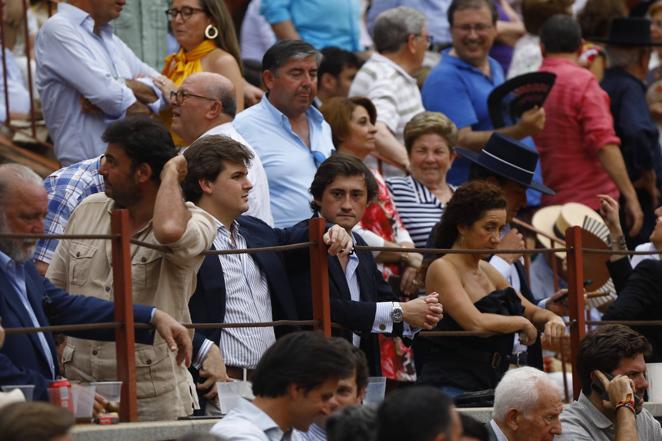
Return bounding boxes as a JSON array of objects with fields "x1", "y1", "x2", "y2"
[{"x1": 34, "y1": 156, "x2": 104, "y2": 264}]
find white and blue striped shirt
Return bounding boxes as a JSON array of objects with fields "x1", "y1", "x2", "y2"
[
  {"x1": 386, "y1": 176, "x2": 453, "y2": 248},
  {"x1": 211, "y1": 220, "x2": 275, "y2": 369}
]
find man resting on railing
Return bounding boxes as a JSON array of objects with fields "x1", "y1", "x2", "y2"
[
  {"x1": 46, "y1": 117, "x2": 217, "y2": 420},
  {"x1": 0, "y1": 163, "x2": 192, "y2": 405},
  {"x1": 287, "y1": 155, "x2": 445, "y2": 376},
  {"x1": 181, "y1": 135, "x2": 353, "y2": 415}
]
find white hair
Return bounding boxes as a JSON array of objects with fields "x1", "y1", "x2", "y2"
[
  {"x1": 493, "y1": 367, "x2": 556, "y2": 422},
  {"x1": 606, "y1": 46, "x2": 648, "y2": 68},
  {"x1": 0, "y1": 163, "x2": 43, "y2": 205}
]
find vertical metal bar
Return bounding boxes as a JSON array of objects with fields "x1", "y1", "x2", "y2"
[
  {"x1": 550, "y1": 239, "x2": 560, "y2": 293},
  {"x1": 559, "y1": 335, "x2": 570, "y2": 403},
  {"x1": 0, "y1": 1, "x2": 11, "y2": 128},
  {"x1": 308, "y1": 217, "x2": 331, "y2": 336},
  {"x1": 565, "y1": 226, "x2": 585, "y2": 400},
  {"x1": 111, "y1": 209, "x2": 138, "y2": 422},
  {"x1": 20, "y1": 0, "x2": 36, "y2": 138}
]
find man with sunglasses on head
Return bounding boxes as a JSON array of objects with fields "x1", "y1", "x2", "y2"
[
  {"x1": 36, "y1": 0, "x2": 168, "y2": 166},
  {"x1": 170, "y1": 71, "x2": 273, "y2": 226}
]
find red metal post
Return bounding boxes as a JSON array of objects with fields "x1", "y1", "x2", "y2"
[
  {"x1": 20, "y1": 0, "x2": 36, "y2": 138},
  {"x1": 111, "y1": 210, "x2": 138, "y2": 422},
  {"x1": 308, "y1": 217, "x2": 331, "y2": 336},
  {"x1": 565, "y1": 226, "x2": 586, "y2": 399}
]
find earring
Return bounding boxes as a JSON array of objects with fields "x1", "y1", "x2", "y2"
[{"x1": 205, "y1": 24, "x2": 219, "y2": 40}]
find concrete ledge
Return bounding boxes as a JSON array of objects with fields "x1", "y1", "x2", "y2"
[{"x1": 71, "y1": 403, "x2": 662, "y2": 441}]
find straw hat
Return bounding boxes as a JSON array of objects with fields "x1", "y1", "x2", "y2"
[{"x1": 532, "y1": 202, "x2": 612, "y2": 293}]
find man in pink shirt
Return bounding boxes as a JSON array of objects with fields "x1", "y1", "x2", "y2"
[{"x1": 534, "y1": 15, "x2": 643, "y2": 236}]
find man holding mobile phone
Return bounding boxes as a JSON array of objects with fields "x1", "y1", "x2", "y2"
[{"x1": 557, "y1": 324, "x2": 662, "y2": 441}]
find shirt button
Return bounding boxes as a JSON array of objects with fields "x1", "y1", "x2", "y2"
[
  {"x1": 92, "y1": 350, "x2": 98, "y2": 356},
  {"x1": 379, "y1": 324, "x2": 386, "y2": 331},
  {"x1": 105, "y1": 286, "x2": 111, "y2": 292},
  {"x1": 145, "y1": 359, "x2": 152, "y2": 365},
  {"x1": 141, "y1": 257, "x2": 146, "y2": 263},
  {"x1": 76, "y1": 252, "x2": 81, "y2": 257}
]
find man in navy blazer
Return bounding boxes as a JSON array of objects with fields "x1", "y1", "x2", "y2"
[
  {"x1": 182, "y1": 136, "x2": 353, "y2": 414},
  {"x1": 287, "y1": 155, "x2": 444, "y2": 375},
  {"x1": 0, "y1": 163, "x2": 192, "y2": 401}
]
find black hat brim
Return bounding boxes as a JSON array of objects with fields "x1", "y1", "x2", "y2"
[
  {"x1": 456, "y1": 146, "x2": 555, "y2": 195},
  {"x1": 589, "y1": 36, "x2": 662, "y2": 46}
]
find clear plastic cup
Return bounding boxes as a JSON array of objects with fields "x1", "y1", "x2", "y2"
[
  {"x1": 2, "y1": 385, "x2": 35, "y2": 401},
  {"x1": 363, "y1": 377, "x2": 387, "y2": 406},
  {"x1": 72, "y1": 384, "x2": 96, "y2": 422},
  {"x1": 91, "y1": 381, "x2": 122, "y2": 413},
  {"x1": 217, "y1": 381, "x2": 243, "y2": 414}
]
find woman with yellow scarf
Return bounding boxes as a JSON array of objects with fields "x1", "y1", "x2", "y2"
[{"x1": 159, "y1": 0, "x2": 245, "y2": 145}]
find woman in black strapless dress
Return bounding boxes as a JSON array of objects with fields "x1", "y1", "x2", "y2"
[{"x1": 418, "y1": 181, "x2": 565, "y2": 396}]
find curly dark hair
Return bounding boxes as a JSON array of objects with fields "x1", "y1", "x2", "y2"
[
  {"x1": 429, "y1": 180, "x2": 507, "y2": 251},
  {"x1": 577, "y1": 324, "x2": 651, "y2": 396}
]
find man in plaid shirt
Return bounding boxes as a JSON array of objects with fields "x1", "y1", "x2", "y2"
[{"x1": 33, "y1": 156, "x2": 104, "y2": 275}]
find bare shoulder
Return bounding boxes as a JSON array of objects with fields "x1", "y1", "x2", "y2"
[
  {"x1": 426, "y1": 257, "x2": 461, "y2": 284},
  {"x1": 204, "y1": 49, "x2": 240, "y2": 74},
  {"x1": 480, "y1": 260, "x2": 509, "y2": 288}
]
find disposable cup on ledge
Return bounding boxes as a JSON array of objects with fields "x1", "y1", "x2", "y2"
[
  {"x1": 363, "y1": 377, "x2": 386, "y2": 406},
  {"x1": 91, "y1": 381, "x2": 122, "y2": 413},
  {"x1": 72, "y1": 383, "x2": 96, "y2": 423},
  {"x1": 647, "y1": 363, "x2": 662, "y2": 401},
  {"x1": 217, "y1": 381, "x2": 243, "y2": 414},
  {"x1": 2, "y1": 385, "x2": 35, "y2": 401}
]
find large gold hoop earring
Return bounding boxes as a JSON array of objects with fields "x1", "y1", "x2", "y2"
[{"x1": 205, "y1": 24, "x2": 219, "y2": 40}]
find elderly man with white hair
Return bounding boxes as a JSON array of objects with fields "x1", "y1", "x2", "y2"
[{"x1": 488, "y1": 367, "x2": 563, "y2": 441}]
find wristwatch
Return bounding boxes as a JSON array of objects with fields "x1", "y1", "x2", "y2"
[{"x1": 391, "y1": 302, "x2": 404, "y2": 323}]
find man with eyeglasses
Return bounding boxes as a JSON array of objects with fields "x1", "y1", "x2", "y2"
[
  {"x1": 36, "y1": 0, "x2": 168, "y2": 166},
  {"x1": 422, "y1": 0, "x2": 546, "y2": 186},
  {"x1": 349, "y1": 6, "x2": 428, "y2": 174},
  {"x1": 234, "y1": 40, "x2": 335, "y2": 228},
  {"x1": 170, "y1": 71, "x2": 273, "y2": 226}
]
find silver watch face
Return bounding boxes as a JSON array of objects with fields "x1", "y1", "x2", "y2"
[{"x1": 391, "y1": 306, "x2": 404, "y2": 323}]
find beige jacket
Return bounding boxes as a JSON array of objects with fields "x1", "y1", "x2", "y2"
[{"x1": 47, "y1": 193, "x2": 215, "y2": 420}]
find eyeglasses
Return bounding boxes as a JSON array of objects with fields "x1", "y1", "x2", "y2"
[
  {"x1": 418, "y1": 34, "x2": 434, "y2": 45},
  {"x1": 164, "y1": 6, "x2": 205, "y2": 21},
  {"x1": 170, "y1": 89, "x2": 217, "y2": 105},
  {"x1": 652, "y1": 20, "x2": 662, "y2": 30},
  {"x1": 453, "y1": 23, "x2": 494, "y2": 34}
]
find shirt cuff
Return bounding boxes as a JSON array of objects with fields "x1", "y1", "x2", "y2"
[
  {"x1": 149, "y1": 308, "x2": 157, "y2": 323},
  {"x1": 372, "y1": 302, "x2": 394, "y2": 334},
  {"x1": 192, "y1": 339, "x2": 214, "y2": 370},
  {"x1": 136, "y1": 77, "x2": 165, "y2": 113},
  {"x1": 402, "y1": 323, "x2": 420, "y2": 339},
  {"x1": 537, "y1": 297, "x2": 550, "y2": 309},
  {"x1": 489, "y1": 255, "x2": 512, "y2": 279}
]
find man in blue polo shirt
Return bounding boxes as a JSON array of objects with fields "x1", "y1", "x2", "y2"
[
  {"x1": 234, "y1": 40, "x2": 335, "y2": 228},
  {"x1": 422, "y1": 0, "x2": 545, "y2": 186}
]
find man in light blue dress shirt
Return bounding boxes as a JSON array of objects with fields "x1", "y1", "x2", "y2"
[
  {"x1": 234, "y1": 40, "x2": 335, "y2": 228},
  {"x1": 36, "y1": 1, "x2": 165, "y2": 166}
]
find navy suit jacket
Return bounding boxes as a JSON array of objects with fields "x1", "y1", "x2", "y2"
[
  {"x1": 287, "y1": 220, "x2": 399, "y2": 375},
  {"x1": 0, "y1": 260, "x2": 154, "y2": 401},
  {"x1": 188, "y1": 216, "x2": 304, "y2": 411}
]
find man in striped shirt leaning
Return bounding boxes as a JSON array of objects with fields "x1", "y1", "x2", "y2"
[{"x1": 182, "y1": 136, "x2": 354, "y2": 415}]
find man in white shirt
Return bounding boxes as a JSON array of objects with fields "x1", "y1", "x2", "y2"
[
  {"x1": 210, "y1": 332, "x2": 354, "y2": 441},
  {"x1": 488, "y1": 367, "x2": 562, "y2": 441},
  {"x1": 171, "y1": 71, "x2": 273, "y2": 226}
]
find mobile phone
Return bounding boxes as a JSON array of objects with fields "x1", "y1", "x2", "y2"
[{"x1": 591, "y1": 371, "x2": 613, "y2": 401}]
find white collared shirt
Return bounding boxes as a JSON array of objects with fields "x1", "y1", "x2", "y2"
[{"x1": 490, "y1": 419, "x2": 510, "y2": 441}]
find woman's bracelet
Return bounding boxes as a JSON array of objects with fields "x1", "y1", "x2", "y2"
[{"x1": 607, "y1": 235, "x2": 628, "y2": 251}]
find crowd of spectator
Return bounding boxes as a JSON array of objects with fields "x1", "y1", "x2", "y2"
[{"x1": 1, "y1": 0, "x2": 662, "y2": 440}]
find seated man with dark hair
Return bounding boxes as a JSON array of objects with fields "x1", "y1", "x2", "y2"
[
  {"x1": 298, "y1": 337, "x2": 370, "y2": 440},
  {"x1": 377, "y1": 386, "x2": 462, "y2": 441},
  {"x1": 181, "y1": 135, "x2": 352, "y2": 415},
  {"x1": 210, "y1": 331, "x2": 354, "y2": 440},
  {"x1": 558, "y1": 324, "x2": 662, "y2": 441},
  {"x1": 288, "y1": 154, "x2": 444, "y2": 375}
]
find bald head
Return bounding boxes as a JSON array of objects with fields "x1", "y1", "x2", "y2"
[
  {"x1": 171, "y1": 72, "x2": 238, "y2": 144},
  {"x1": 185, "y1": 72, "x2": 237, "y2": 118},
  {"x1": 0, "y1": 164, "x2": 47, "y2": 262}
]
